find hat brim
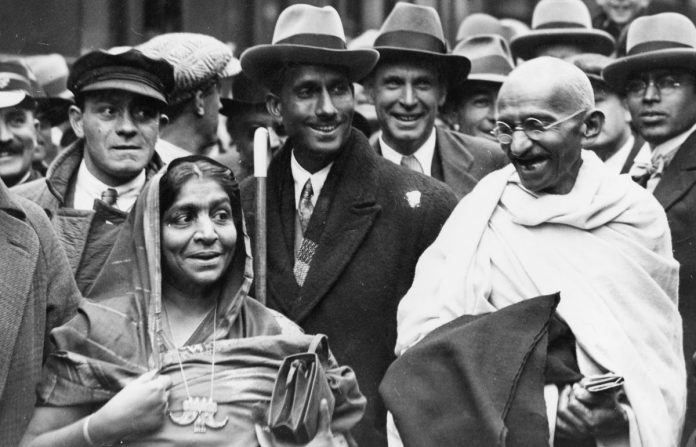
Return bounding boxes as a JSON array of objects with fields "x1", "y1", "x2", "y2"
[
  {"x1": 81, "y1": 79, "x2": 168, "y2": 105},
  {"x1": 510, "y1": 29, "x2": 615, "y2": 60},
  {"x1": 0, "y1": 91, "x2": 29, "y2": 109},
  {"x1": 369, "y1": 48, "x2": 471, "y2": 86},
  {"x1": 241, "y1": 45, "x2": 379, "y2": 88},
  {"x1": 466, "y1": 74, "x2": 506, "y2": 84},
  {"x1": 603, "y1": 49, "x2": 696, "y2": 92}
]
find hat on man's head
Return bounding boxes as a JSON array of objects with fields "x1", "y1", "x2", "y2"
[
  {"x1": 603, "y1": 13, "x2": 696, "y2": 92},
  {"x1": 370, "y1": 2, "x2": 470, "y2": 86},
  {"x1": 567, "y1": 53, "x2": 615, "y2": 90},
  {"x1": 452, "y1": 35, "x2": 514, "y2": 85},
  {"x1": 219, "y1": 72, "x2": 268, "y2": 117},
  {"x1": 240, "y1": 5, "x2": 379, "y2": 88},
  {"x1": 0, "y1": 59, "x2": 36, "y2": 108},
  {"x1": 456, "y1": 13, "x2": 510, "y2": 44},
  {"x1": 68, "y1": 48, "x2": 174, "y2": 105},
  {"x1": 138, "y1": 33, "x2": 239, "y2": 105},
  {"x1": 24, "y1": 54, "x2": 74, "y2": 125},
  {"x1": 510, "y1": 0, "x2": 615, "y2": 60}
]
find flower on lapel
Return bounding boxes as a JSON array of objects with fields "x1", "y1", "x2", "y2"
[{"x1": 405, "y1": 190, "x2": 421, "y2": 208}]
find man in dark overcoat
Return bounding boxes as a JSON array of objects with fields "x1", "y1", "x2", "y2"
[
  {"x1": 363, "y1": 3, "x2": 507, "y2": 200},
  {"x1": 604, "y1": 12, "x2": 696, "y2": 442},
  {"x1": 239, "y1": 5, "x2": 458, "y2": 446}
]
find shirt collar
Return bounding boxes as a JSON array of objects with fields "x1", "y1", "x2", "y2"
[
  {"x1": 649, "y1": 121, "x2": 696, "y2": 167},
  {"x1": 379, "y1": 128, "x2": 436, "y2": 176},
  {"x1": 73, "y1": 160, "x2": 146, "y2": 212},
  {"x1": 290, "y1": 150, "x2": 333, "y2": 209}
]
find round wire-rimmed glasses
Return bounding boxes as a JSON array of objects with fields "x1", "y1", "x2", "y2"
[{"x1": 492, "y1": 109, "x2": 586, "y2": 145}]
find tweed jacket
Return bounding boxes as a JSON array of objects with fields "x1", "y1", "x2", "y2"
[
  {"x1": 651, "y1": 130, "x2": 696, "y2": 441},
  {"x1": 373, "y1": 126, "x2": 508, "y2": 199},
  {"x1": 241, "y1": 129, "x2": 458, "y2": 447},
  {"x1": 0, "y1": 180, "x2": 80, "y2": 446},
  {"x1": 12, "y1": 139, "x2": 165, "y2": 293}
]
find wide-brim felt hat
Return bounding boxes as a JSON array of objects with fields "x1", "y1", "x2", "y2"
[
  {"x1": 0, "y1": 60, "x2": 35, "y2": 108},
  {"x1": 456, "y1": 13, "x2": 510, "y2": 44},
  {"x1": 241, "y1": 5, "x2": 378, "y2": 88},
  {"x1": 370, "y1": 2, "x2": 470, "y2": 86},
  {"x1": 603, "y1": 13, "x2": 696, "y2": 92},
  {"x1": 219, "y1": 72, "x2": 268, "y2": 117},
  {"x1": 510, "y1": 0, "x2": 615, "y2": 60},
  {"x1": 452, "y1": 34, "x2": 514, "y2": 85}
]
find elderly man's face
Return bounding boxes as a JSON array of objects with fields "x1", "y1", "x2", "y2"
[
  {"x1": 596, "y1": 0, "x2": 649, "y2": 25},
  {"x1": 367, "y1": 60, "x2": 446, "y2": 155},
  {"x1": 0, "y1": 104, "x2": 37, "y2": 186},
  {"x1": 70, "y1": 90, "x2": 161, "y2": 186},
  {"x1": 267, "y1": 64, "x2": 353, "y2": 172},
  {"x1": 452, "y1": 81, "x2": 500, "y2": 142},
  {"x1": 624, "y1": 68, "x2": 696, "y2": 146},
  {"x1": 497, "y1": 83, "x2": 585, "y2": 195}
]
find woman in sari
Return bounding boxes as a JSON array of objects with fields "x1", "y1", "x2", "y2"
[{"x1": 20, "y1": 156, "x2": 365, "y2": 446}]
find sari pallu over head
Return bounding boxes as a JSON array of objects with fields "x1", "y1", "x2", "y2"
[{"x1": 38, "y1": 156, "x2": 366, "y2": 446}]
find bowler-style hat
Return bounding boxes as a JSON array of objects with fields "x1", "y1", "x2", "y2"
[
  {"x1": 24, "y1": 54, "x2": 73, "y2": 126},
  {"x1": 219, "y1": 72, "x2": 268, "y2": 117},
  {"x1": 240, "y1": 5, "x2": 379, "y2": 88},
  {"x1": 0, "y1": 60, "x2": 36, "y2": 108},
  {"x1": 68, "y1": 48, "x2": 174, "y2": 105},
  {"x1": 510, "y1": 0, "x2": 615, "y2": 60},
  {"x1": 456, "y1": 13, "x2": 510, "y2": 44},
  {"x1": 452, "y1": 35, "x2": 515, "y2": 85},
  {"x1": 138, "y1": 33, "x2": 240, "y2": 105},
  {"x1": 603, "y1": 13, "x2": 696, "y2": 92},
  {"x1": 371, "y1": 2, "x2": 470, "y2": 86}
]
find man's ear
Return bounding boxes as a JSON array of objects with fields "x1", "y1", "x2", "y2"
[
  {"x1": 160, "y1": 114, "x2": 169, "y2": 126},
  {"x1": 194, "y1": 90, "x2": 205, "y2": 116},
  {"x1": 581, "y1": 108, "x2": 604, "y2": 145},
  {"x1": 68, "y1": 105, "x2": 85, "y2": 138},
  {"x1": 266, "y1": 93, "x2": 283, "y2": 121}
]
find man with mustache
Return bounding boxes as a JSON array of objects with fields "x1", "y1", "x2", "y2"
[
  {"x1": 364, "y1": 2, "x2": 506, "y2": 200},
  {"x1": 604, "y1": 12, "x2": 696, "y2": 442},
  {"x1": 0, "y1": 60, "x2": 45, "y2": 187},
  {"x1": 386, "y1": 56, "x2": 684, "y2": 446},
  {"x1": 239, "y1": 5, "x2": 458, "y2": 445},
  {"x1": 13, "y1": 49, "x2": 174, "y2": 294}
]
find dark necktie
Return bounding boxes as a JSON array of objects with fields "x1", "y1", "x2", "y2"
[
  {"x1": 101, "y1": 188, "x2": 118, "y2": 207},
  {"x1": 401, "y1": 155, "x2": 424, "y2": 174},
  {"x1": 298, "y1": 179, "x2": 314, "y2": 234}
]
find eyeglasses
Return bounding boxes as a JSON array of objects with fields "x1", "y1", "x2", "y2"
[
  {"x1": 624, "y1": 75, "x2": 692, "y2": 98},
  {"x1": 492, "y1": 109, "x2": 586, "y2": 145}
]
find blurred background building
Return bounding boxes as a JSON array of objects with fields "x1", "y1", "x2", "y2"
[{"x1": 0, "y1": 0, "x2": 692, "y2": 60}]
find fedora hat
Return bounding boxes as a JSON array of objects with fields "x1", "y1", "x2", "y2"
[
  {"x1": 456, "y1": 13, "x2": 510, "y2": 44},
  {"x1": 603, "y1": 13, "x2": 696, "y2": 91},
  {"x1": 219, "y1": 72, "x2": 268, "y2": 117},
  {"x1": 370, "y1": 2, "x2": 470, "y2": 86},
  {"x1": 510, "y1": 0, "x2": 615, "y2": 60},
  {"x1": 240, "y1": 5, "x2": 378, "y2": 88},
  {"x1": 566, "y1": 53, "x2": 615, "y2": 90},
  {"x1": 452, "y1": 34, "x2": 514, "y2": 85}
]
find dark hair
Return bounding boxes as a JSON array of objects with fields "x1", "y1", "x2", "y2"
[{"x1": 159, "y1": 155, "x2": 244, "y2": 243}]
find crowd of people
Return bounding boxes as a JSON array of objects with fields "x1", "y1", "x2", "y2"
[{"x1": 0, "y1": 0, "x2": 694, "y2": 445}]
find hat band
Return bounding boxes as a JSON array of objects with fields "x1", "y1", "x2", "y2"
[
  {"x1": 628, "y1": 40, "x2": 693, "y2": 56},
  {"x1": 275, "y1": 33, "x2": 347, "y2": 50},
  {"x1": 375, "y1": 30, "x2": 446, "y2": 54},
  {"x1": 470, "y1": 55, "x2": 513, "y2": 77},
  {"x1": 535, "y1": 22, "x2": 587, "y2": 30}
]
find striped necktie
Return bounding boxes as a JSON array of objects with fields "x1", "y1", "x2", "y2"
[
  {"x1": 298, "y1": 179, "x2": 314, "y2": 234},
  {"x1": 401, "y1": 155, "x2": 423, "y2": 174}
]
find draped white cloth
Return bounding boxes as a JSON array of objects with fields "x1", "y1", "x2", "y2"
[{"x1": 395, "y1": 151, "x2": 686, "y2": 446}]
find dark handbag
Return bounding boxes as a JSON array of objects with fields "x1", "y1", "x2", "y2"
[{"x1": 267, "y1": 334, "x2": 336, "y2": 443}]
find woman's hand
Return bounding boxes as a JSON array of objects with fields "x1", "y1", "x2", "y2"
[
  {"x1": 556, "y1": 382, "x2": 628, "y2": 440},
  {"x1": 90, "y1": 370, "x2": 173, "y2": 443}
]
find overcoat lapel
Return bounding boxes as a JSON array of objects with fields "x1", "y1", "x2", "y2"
[
  {"x1": 435, "y1": 127, "x2": 478, "y2": 197},
  {"x1": 0, "y1": 189, "x2": 39, "y2": 399},
  {"x1": 654, "y1": 132, "x2": 696, "y2": 211}
]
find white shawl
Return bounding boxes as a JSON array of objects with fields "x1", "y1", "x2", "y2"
[{"x1": 395, "y1": 151, "x2": 685, "y2": 446}]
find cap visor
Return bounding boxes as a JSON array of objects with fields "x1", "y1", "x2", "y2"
[
  {"x1": 81, "y1": 79, "x2": 167, "y2": 104},
  {"x1": 0, "y1": 91, "x2": 29, "y2": 108}
]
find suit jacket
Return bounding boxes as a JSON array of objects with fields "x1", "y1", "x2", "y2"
[
  {"x1": 373, "y1": 127, "x2": 508, "y2": 199},
  {"x1": 619, "y1": 134, "x2": 646, "y2": 174},
  {"x1": 652, "y1": 130, "x2": 696, "y2": 441},
  {"x1": 241, "y1": 129, "x2": 458, "y2": 446},
  {"x1": 0, "y1": 180, "x2": 80, "y2": 445}
]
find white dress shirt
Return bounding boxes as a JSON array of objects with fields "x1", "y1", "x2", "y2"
[
  {"x1": 73, "y1": 160, "x2": 146, "y2": 212},
  {"x1": 290, "y1": 151, "x2": 333, "y2": 209},
  {"x1": 379, "y1": 128, "x2": 436, "y2": 176}
]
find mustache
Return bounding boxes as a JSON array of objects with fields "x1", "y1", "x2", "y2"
[{"x1": 0, "y1": 140, "x2": 27, "y2": 155}]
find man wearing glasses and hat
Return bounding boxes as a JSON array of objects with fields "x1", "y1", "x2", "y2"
[
  {"x1": 240, "y1": 4, "x2": 458, "y2": 445},
  {"x1": 364, "y1": 2, "x2": 507, "y2": 200},
  {"x1": 13, "y1": 48, "x2": 174, "y2": 294},
  {"x1": 387, "y1": 57, "x2": 684, "y2": 446},
  {"x1": 604, "y1": 12, "x2": 696, "y2": 441}
]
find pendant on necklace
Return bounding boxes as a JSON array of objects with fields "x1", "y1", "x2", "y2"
[{"x1": 169, "y1": 396, "x2": 229, "y2": 433}]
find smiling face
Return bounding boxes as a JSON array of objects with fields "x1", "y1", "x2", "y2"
[
  {"x1": 0, "y1": 103, "x2": 37, "y2": 186},
  {"x1": 161, "y1": 177, "x2": 237, "y2": 294},
  {"x1": 452, "y1": 81, "x2": 500, "y2": 142},
  {"x1": 624, "y1": 68, "x2": 696, "y2": 147},
  {"x1": 367, "y1": 59, "x2": 446, "y2": 155},
  {"x1": 267, "y1": 64, "x2": 353, "y2": 173},
  {"x1": 596, "y1": 0, "x2": 649, "y2": 25},
  {"x1": 70, "y1": 90, "x2": 162, "y2": 186}
]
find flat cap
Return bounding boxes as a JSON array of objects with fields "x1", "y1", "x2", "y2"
[
  {"x1": 69, "y1": 48, "x2": 174, "y2": 105},
  {"x1": 138, "y1": 33, "x2": 239, "y2": 105}
]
